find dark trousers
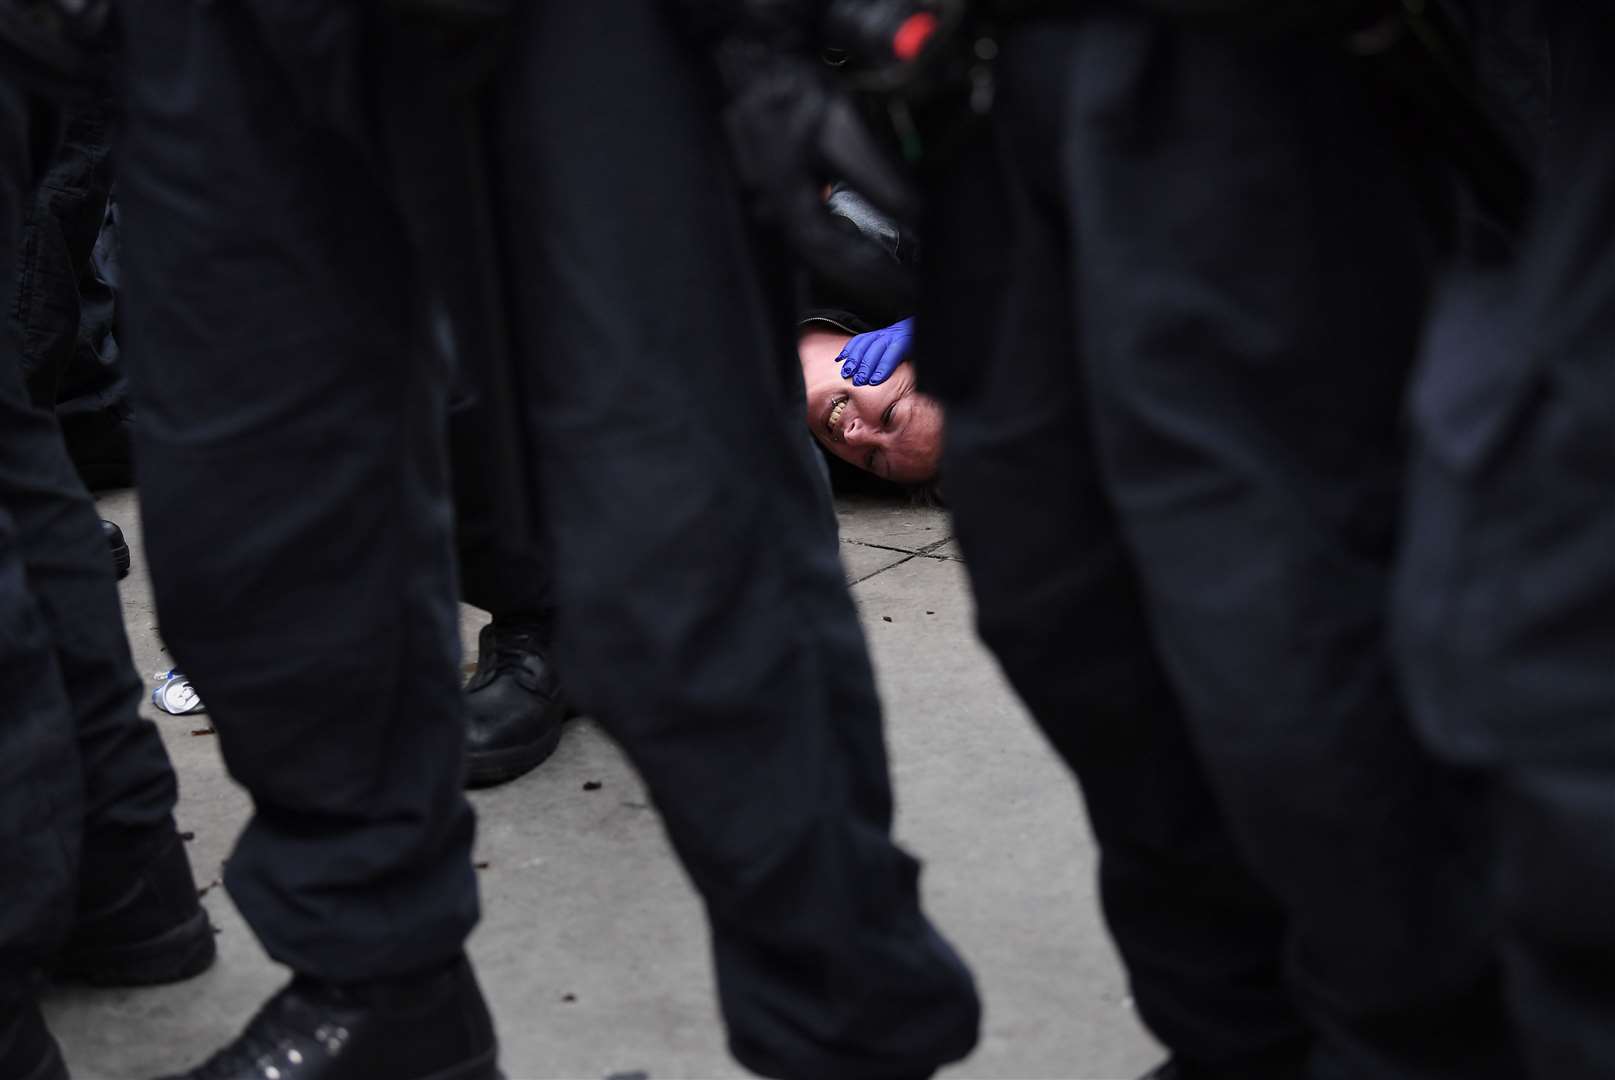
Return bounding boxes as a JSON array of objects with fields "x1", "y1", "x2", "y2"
[
  {"x1": 0, "y1": 69, "x2": 177, "y2": 1005},
  {"x1": 10, "y1": 81, "x2": 126, "y2": 436},
  {"x1": 449, "y1": 396, "x2": 552, "y2": 626},
  {"x1": 116, "y1": 2, "x2": 978, "y2": 1076},
  {"x1": 1394, "y1": 7, "x2": 1615, "y2": 1077},
  {"x1": 921, "y1": 15, "x2": 1514, "y2": 1080}
]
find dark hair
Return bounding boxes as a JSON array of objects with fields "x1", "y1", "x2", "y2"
[{"x1": 907, "y1": 478, "x2": 945, "y2": 508}]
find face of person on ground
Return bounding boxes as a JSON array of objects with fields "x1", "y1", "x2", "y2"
[{"x1": 799, "y1": 328, "x2": 944, "y2": 484}]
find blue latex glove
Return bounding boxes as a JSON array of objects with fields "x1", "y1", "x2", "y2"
[{"x1": 838, "y1": 317, "x2": 913, "y2": 386}]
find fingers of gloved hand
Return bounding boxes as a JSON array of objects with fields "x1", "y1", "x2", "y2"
[
  {"x1": 843, "y1": 335, "x2": 887, "y2": 384},
  {"x1": 840, "y1": 319, "x2": 913, "y2": 384},
  {"x1": 862, "y1": 333, "x2": 911, "y2": 385},
  {"x1": 850, "y1": 335, "x2": 894, "y2": 385},
  {"x1": 839, "y1": 335, "x2": 875, "y2": 378},
  {"x1": 848, "y1": 350, "x2": 880, "y2": 384}
]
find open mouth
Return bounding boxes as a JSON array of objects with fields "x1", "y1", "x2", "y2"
[{"x1": 825, "y1": 394, "x2": 849, "y2": 442}]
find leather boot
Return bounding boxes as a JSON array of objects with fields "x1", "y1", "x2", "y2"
[
  {"x1": 56, "y1": 826, "x2": 216, "y2": 986},
  {"x1": 154, "y1": 955, "x2": 500, "y2": 1080},
  {"x1": 102, "y1": 518, "x2": 130, "y2": 580},
  {"x1": 464, "y1": 617, "x2": 567, "y2": 788}
]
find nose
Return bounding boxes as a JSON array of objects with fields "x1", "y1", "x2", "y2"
[{"x1": 843, "y1": 415, "x2": 876, "y2": 447}]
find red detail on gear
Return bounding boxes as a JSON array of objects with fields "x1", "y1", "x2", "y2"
[{"x1": 892, "y1": 12, "x2": 939, "y2": 63}]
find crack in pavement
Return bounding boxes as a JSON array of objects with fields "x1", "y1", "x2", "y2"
[{"x1": 843, "y1": 535, "x2": 958, "y2": 586}]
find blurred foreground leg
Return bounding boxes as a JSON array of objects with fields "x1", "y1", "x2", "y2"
[
  {"x1": 119, "y1": 2, "x2": 495, "y2": 1077},
  {"x1": 491, "y1": 3, "x2": 980, "y2": 1077}
]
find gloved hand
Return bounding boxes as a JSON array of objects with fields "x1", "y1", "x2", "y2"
[{"x1": 839, "y1": 317, "x2": 913, "y2": 386}]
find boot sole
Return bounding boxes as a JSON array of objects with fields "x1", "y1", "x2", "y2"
[
  {"x1": 56, "y1": 904, "x2": 217, "y2": 987},
  {"x1": 108, "y1": 535, "x2": 131, "y2": 580},
  {"x1": 465, "y1": 724, "x2": 563, "y2": 789}
]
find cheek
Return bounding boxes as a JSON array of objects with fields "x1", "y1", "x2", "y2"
[
  {"x1": 826, "y1": 439, "x2": 863, "y2": 470},
  {"x1": 808, "y1": 425, "x2": 855, "y2": 468},
  {"x1": 850, "y1": 397, "x2": 887, "y2": 433}
]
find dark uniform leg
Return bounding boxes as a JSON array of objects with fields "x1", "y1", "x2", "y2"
[
  {"x1": 13, "y1": 87, "x2": 110, "y2": 409},
  {"x1": 12, "y1": 81, "x2": 130, "y2": 492},
  {"x1": 382, "y1": 37, "x2": 568, "y2": 790},
  {"x1": 489, "y1": 2, "x2": 980, "y2": 1077},
  {"x1": 3, "y1": 56, "x2": 202, "y2": 1077},
  {"x1": 1057, "y1": 16, "x2": 1514, "y2": 1080},
  {"x1": 117, "y1": 0, "x2": 478, "y2": 982},
  {"x1": 0, "y1": 67, "x2": 83, "y2": 1021},
  {"x1": 450, "y1": 398, "x2": 552, "y2": 626},
  {"x1": 451, "y1": 396, "x2": 569, "y2": 789},
  {"x1": 927, "y1": 12, "x2": 1520, "y2": 1079},
  {"x1": 919, "y1": 29, "x2": 1306, "y2": 1080},
  {"x1": 1395, "y1": 8, "x2": 1615, "y2": 1076}
]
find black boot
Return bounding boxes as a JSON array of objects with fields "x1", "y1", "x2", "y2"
[
  {"x1": 55, "y1": 827, "x2": 216, "y2": 987},
  {"x1": 154, "y1": 956, "x2": 500, "y2": 1080},
  {"x1": 0, "y1": 999, "x2": 68, "y2": 1080},
  {"x1": 102, "y1": 518, "x2": 130, "y2": 580},
  {"x1": 463, "y1": 617, "x2": 567, "y2": 789}
]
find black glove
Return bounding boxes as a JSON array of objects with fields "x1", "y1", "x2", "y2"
[{"x1": 716, "y1": 36, "x2": 918, "y2": 298}]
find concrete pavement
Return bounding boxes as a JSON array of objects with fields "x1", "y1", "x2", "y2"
[{"x1": 43, "y1": 489, "x2": 1161, "y2": 1080}]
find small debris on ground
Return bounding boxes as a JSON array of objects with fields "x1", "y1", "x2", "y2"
[
  {"x1": 926, "y1": 610, "x2": 935, "y2": 615},
  {"x1": 582, "y1": 780, "x2": 602, "y2": 791},
  {"x1": 881, "y1": 616, "x2": 892, "y2": 623},
  {"x1": 179, "y1": 831, "x2": 195, "y2": 842},
  {"x1": 190, "y1": 726, "x2": 215, "y2": 737},
  {"x1": 197, "y1": 878, "x2": 221, "y2": 898},
  {"x1": 605, "y1": 1072, "x2": 649, "y2": 1080},
  {"x1": 562, "y1": 993, "x2": 577, "y2": 1003},
  {"x1": 474, "y1": 860, "x2": 490, "y2": 871}
]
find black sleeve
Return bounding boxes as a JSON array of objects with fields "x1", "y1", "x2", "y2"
[{"x1": 800, "y1": 182, "x2": 917, "y2": 332}]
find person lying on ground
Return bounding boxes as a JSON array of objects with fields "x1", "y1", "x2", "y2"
[{"x1": 798, "y1": 313, "x2": 942, "y2": 485}]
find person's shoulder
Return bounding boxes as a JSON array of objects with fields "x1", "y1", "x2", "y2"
[{"x1": 799, "y1": 308, "x2": 874, "y2": 336}]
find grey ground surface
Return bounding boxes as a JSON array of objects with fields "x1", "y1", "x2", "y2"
[{"x1": 44, "y1": 489, "x2": 1161, "y2": 1080}]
